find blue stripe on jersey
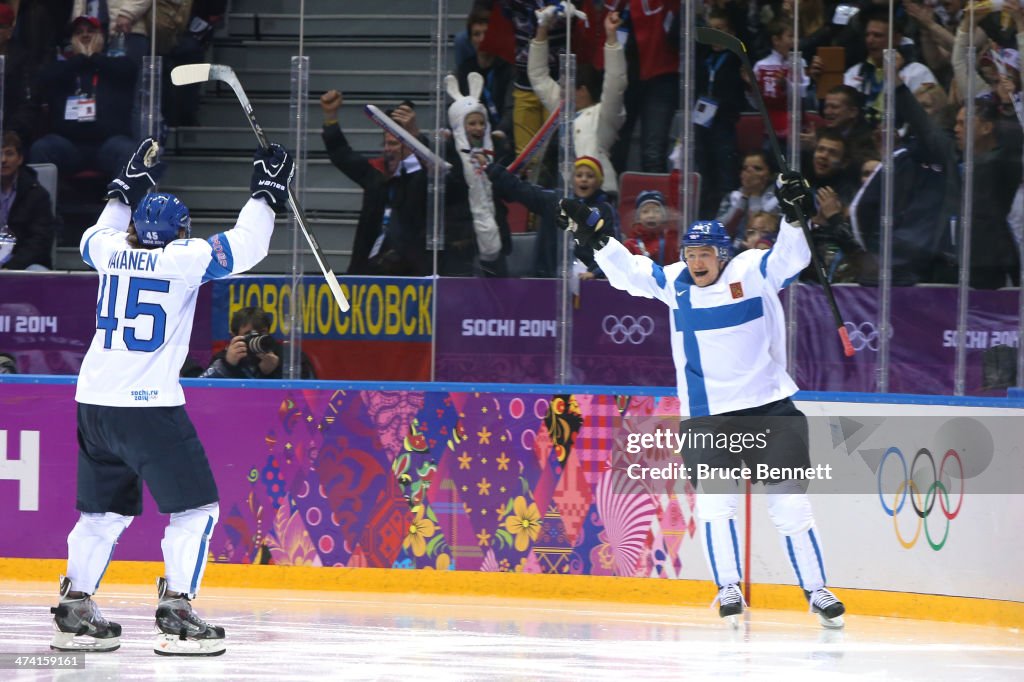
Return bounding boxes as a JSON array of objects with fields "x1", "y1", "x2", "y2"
[
  {"x1": 202, "y1": 233, "x2": 235, "y2": 283},
  {"x1": 673, "y1": 273, "x2": 765, "y2": 415},
  {"x1": 759, "y1": 248, "x2": 772, "y2": 277},
  {"x1": 652, "y1": 262, "x2": 666, "y2": 288},
  {"x1": 781, "y1": 273, "x2": 798, "y2": 289},
  {"x1": 682, "y1": 296, "x2": 764, "y2": 332},
  {"x1": 673, "y1": 273, "x2": 709, "y2": 415},
  {"x1": 82, "y1": 230, "x2": 101, "y2": 270}
]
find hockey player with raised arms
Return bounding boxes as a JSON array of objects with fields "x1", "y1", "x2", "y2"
[
  {"x1": 558, "y1": 171, "x2": 846, "y2": 629},
  {"x1": 50, "y1": 137, "x2": 294, "y2": 655}
]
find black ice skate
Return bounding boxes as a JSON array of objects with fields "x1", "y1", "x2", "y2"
[
  {"x1": 806, "y1": 588, "x2": 845, "y2": 629},
  {"x1": 153, "y1": 577, "x2": 226, "y2": 656},
  {"x1": 713, "y1": 583, "x2": 745, "y2": 627},
  {"x1": 50, "y1": 575, "x2": 121, "y2": 652}
]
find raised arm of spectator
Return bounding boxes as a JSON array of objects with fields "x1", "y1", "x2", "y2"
[
  {"x1": 950, "y1": 19, "x2": 991, "y2": 101},
  {"x1": 906, "y1": 0, "x2": 954, "y2": 71},
  {"x1": 527, "y1": 21, "x2": 562, "y2": 114},
  {"x1": 113, "y1": 0, "x2": 151, "y2": 34},
  {"x1": 319, "y1": 89, "x2": 376, "y2": 190},
  {"x1": 596, "y1": 11, "x2": 628, "y2": 154}
]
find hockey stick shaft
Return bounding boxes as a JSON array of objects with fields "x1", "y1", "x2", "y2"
[
  {"x1": 695, "y1": 28, "x2": 854, "y2": 357},
  {"x1": 364, "y1": 104, "x2": 452, "y2": 172},
  {"x1": 507, "y1": 103, "x2": 562, "y2": 173},
  {"x1": 171, "y1": 64, "x2": 349, "y2": 313}
]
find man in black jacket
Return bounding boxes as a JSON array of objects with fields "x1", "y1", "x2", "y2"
[
  {"x1": 1, "y1": 132, "x2": 55, "y2": 270},
  {"x1": 320, "y1": 88, "x2": 431, "y2": 276}
]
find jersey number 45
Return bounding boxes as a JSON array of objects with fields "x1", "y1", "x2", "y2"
[{"x1": 96, "y1": 274, "x2": 170, "y2": 351}]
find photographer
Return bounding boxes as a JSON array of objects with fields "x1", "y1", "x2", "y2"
[{"x1": 200, "y1": 307, "x2": 314, "y2": 379}]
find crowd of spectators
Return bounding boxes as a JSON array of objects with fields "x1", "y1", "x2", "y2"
[
  {"x1": 0, "y1": 0, "x2": 225, "y2": 271},
  {"x1": 385, "y1": 0, "x2": 1019, "y2": 289},
  {"x1": 3, "y1": 1, "x2": 1023, "y2": 290}
]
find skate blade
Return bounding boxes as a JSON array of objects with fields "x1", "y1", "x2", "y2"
[
  {"x1": 51, "y1": 629, "x2": 120, "y2": 652},
  {"x1": 154, "y1": 633, "x2": 226, "y2": 656},
  {"x1": 817, "y1": 613, "x2": 845, "y2": 629}
]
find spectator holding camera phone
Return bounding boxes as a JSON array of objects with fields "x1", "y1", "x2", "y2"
[{"x1": 201, "y1": 307, "x2": 315, "y2": 379}]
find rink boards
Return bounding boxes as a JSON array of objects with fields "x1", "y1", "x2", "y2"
[{"x1": 0, "y1": 377, "x2": 1021, "y2": 623}]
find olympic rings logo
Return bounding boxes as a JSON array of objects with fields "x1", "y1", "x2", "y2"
[
  {"x1": 602, "y1": 315, "x2": 655, "y2": 345},
  {"x1": 877, "y1": 446, "x2": 964, "y2": 551},
  {"x1": 843, "y1": 321, "x2": 894, "y2": 352}
]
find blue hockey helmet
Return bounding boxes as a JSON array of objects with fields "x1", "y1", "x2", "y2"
[
  {"x1": 682, "y1": 220, "x2": 732, "y2": 261},
  {"x1": 132, "y1": 193, "x2": 191, "y2": 247}
]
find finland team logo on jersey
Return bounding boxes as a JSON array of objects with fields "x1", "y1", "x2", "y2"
[{"x1": 730, "y1": 282, "x2": 744, "y2": 299}]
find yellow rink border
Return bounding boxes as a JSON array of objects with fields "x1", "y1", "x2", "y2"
[{"x1": 3, "y1": 558, "x2": 1020, "y2": 627}]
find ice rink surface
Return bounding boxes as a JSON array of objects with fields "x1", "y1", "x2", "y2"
[{"x1": 2, "y1": 581, "x2": 1022, "y2": 681}]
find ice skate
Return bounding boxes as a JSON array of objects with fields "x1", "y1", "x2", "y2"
[
  {"x1": 50, "y1": 576, "x2": 121, "y2": 652},
  {"x1": 712, "y1": 583, "x2": 745, "y2": 628},
  {"x1": 153, "y1": 577, "x2": 226, "y2": 656},
  {"x1": 806, "y1": 588, "x2": 845, "y2": 629}
]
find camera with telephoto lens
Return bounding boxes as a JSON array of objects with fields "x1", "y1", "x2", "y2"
[{"x1": 243, "y1": 331, "x2": 279, "y2": 357}]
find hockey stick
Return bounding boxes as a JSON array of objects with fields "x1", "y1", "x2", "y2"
[
  {"x1": 507, "y1": 103, "x2": 562, "y2": 173},
  {"x1": 364, "y1": 104, "x2": 452, "y2": 172},
  {"x1": 170, "y1": 63, "x2": 350, "y2": 313},
  {"x1": 695, "y1": 28, "x2": 854, "y2": 357}
]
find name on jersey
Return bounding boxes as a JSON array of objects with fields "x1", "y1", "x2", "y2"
[
  {"x1": 130, "y1": 390, "x2": 159, "y2": 402},
  {"x1": 108, "y1": 250, "x2": 159, "y2": 272}
]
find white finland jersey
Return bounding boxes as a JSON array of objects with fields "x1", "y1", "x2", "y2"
[
  {"x1": 76, "y1": 198, "x2": 275, "y2": 407},
  {"x1": 595, "y1": 220, "x2": 811, "y2": 416}
]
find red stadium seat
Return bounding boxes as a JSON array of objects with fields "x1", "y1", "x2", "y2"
[{"x1": 619, "y1": 171, "x2": 700, "y2": 226}]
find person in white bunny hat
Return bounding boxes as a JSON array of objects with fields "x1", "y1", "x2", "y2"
[{"x1": 446, "y1": 72, "x2": 510, "y2": 276}]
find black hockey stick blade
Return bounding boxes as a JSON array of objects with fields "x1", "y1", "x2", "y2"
[{"x1": 695, "y1": 26, "x2": 747, "y2": 59}]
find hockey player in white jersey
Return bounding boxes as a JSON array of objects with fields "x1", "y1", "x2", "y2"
[
  {"x1": 50, "y1": 137, "x2": 294, "y2": 655},
  {"x1": 559, "y1": 172, "x2": 845, "y2": 629}
]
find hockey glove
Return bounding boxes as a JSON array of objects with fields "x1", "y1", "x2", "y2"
[
  {"x1": 559, "y1": 198, "x2": 608, "y2": 249},
  {"x1": 250, "y1": 144, "x2": 295, "y2": 211},
  {"x1": 776, "y1": 171, "x2": 815, "y2": 225},
  {"x1": 536, "y1": 2, "x2": 587, "y2": 29},
  {"x1": 106, "y1": 137, "x2": 164, "y2": 206}
]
